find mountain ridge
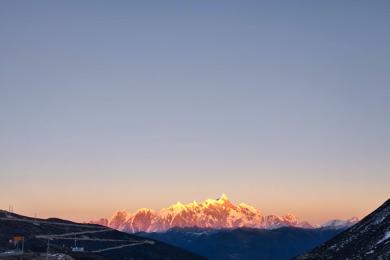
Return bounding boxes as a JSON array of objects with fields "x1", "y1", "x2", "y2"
[{"x1": 91, "y1": 194, "x2": 356, "y2": 233}]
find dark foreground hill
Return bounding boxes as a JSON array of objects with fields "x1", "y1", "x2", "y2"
[
  {"x1": 0, "y1": 210, "x2": 204, "y2": 260},
  {"x1": 296, "y1": 199, "x2": 390, "y2": 260},
  {"x1": 138, "y1": 226, "x2": 345, "y2": 260}
]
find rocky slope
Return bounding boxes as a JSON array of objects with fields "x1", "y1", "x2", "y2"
[{"x1": 296, "y1": 198, "x2": 390, "y2": 260}]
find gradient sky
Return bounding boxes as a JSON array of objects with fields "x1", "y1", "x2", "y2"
[{"x1": 0, "y1": 1, "x2": 389, "y2": 224}]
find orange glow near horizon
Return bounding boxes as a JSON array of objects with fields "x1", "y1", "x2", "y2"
[
  {"x1": 2, "y1": 165, "x2": 388, "y2": 225},
  {"x1": 2, "y1": 190, "x2": 387, "y2": 226}
]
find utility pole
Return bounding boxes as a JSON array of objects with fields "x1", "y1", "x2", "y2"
[{"x1": 46, "y1": 239, "x2": 50, "y2": 260}]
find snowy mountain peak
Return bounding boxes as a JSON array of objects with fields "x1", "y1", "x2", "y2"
[
  {"x1": 219, "y1": 193, "x2": 229, "y2": 202},
  {"x1": 135, "y1": 208, "x2": 155, "y2": 214},
  {"x1": 97, "y1": 195, "x2": 315, "y2": 233},
  {"x1": 321, "y1": 217, "x2": 359, "y2": 229},
  {"x1": 171, "y1": 202, "x2": 185, "y2": 210}
]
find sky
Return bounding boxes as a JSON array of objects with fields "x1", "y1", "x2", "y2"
[{"x1": 0, "y1": 1, "x2": 389, "y2": 224}]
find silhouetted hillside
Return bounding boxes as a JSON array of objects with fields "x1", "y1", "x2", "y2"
[
  {"x1": 296, "y1": 199, "x2": 390, "y2": 260},
  {"x1": 0, "y1": 210, "x2": 204, "y2": 260}
]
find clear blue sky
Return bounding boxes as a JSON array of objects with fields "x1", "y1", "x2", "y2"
[{"x1": 0, "y1": 1, "x2": 389, "y2": 223}]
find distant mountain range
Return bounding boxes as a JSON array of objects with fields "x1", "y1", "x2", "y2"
[
  {"x1": 0, "y1": 210, "x2": 203, "y2": 259},
  {"x1": 136, "y1": 198, "x2": 389, "y2": 260},
  {"x1": 2, "y1": 197, "x2": 387, "y2": 260},
  {"x1": 138, "y1": 226, "x2": 346, "y2": 260},
  {"x1": 296, "y1": 198, "x2": 390, "y2": 259},
  {"x1": 92, "y1": 194, "x2": 357, "y2": 232}
]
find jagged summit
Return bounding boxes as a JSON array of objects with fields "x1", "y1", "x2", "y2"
[
  {"x1": 93, "y1": 195, "x2": 317, "y2": 233},
  {"x1": 219, "y1": 193, "x2": 229, "y2": 201}
]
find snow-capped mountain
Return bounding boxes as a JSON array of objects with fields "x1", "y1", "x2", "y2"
[
  {"x1": 320, "y1": 217, "x2": 359, "y2": 229},
  {"x1": 93, "y1": 194, "x2": 314, "y2": 233}
]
